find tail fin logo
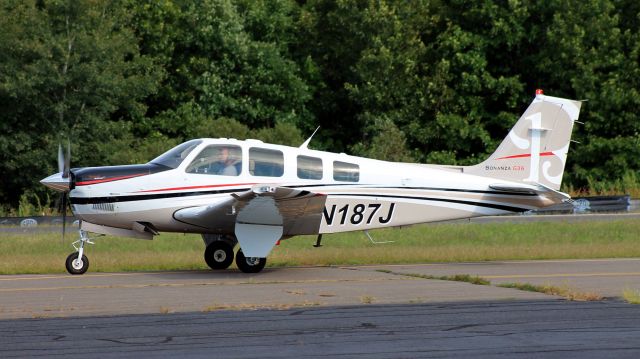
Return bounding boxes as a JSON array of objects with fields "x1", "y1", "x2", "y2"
[
  {"x1": 465, "y1": 94, "x2": 582, "y2": 190},
  {"x1": 524, "y1": 112, "x2": 545, "y2": 183}
]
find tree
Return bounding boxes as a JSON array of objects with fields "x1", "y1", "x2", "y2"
[
  {"x1": 298, "y1": 0, "x2": 525, "y2": 163},
  {"x1": 130, "y1": 0, "x2": 313, "y2": 141},
  {"x1": 524, "y1": 0, "x2": 640, "y2": 187},
  {"x1": 0, "y1": 0, "x2": 162, "y2": 207}
]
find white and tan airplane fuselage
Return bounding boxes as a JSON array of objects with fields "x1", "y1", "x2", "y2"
[{"x1": 67, "y1": 139, "x2": 556, "y2": 238}]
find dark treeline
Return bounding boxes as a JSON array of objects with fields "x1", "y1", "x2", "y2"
[{"x1": 1, "y1": 0, "x2": 639, "y2": 210}]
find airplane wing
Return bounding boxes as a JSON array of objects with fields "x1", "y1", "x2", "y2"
[{"x1": 174, "y1": 185, "x2": 327, "y2": 258}]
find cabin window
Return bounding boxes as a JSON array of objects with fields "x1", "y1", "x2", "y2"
[
  {"x1": 249, "y1": 148, "x2": 284, "y2": 177},
  {"x1": 150, "y1": 139, "x2": 202, "y2": 169},
  {"x1": 333, "y1": 161, "x2": 359, "y2": 182},
  {"x1": 297, "y1": 155, "x2": 323, "y2": 180},
  {"x1": 185, "y1": 145, "x2": 242, "y2": 176}
]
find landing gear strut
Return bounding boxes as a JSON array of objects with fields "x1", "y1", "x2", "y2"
[{"x1": 65, "y1": 230, "x2": 94, "y2": 275}]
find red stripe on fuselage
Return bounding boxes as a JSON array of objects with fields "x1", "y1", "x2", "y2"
[
  {"x1": 496, "y1": 152, "x2": 554, "y2": 160},
  {"x1": 135, "y1": 183, "x2": 258, "y2": 193},
  {"x1": 76, "y1": 174, "x2": 147, "y2": 186}
]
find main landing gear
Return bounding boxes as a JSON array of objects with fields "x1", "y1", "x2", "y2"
[
  {"x1": 202, "y1": 234, "x2": 267, "y2": 274},
  {"x1": 204, "y1": 241, "x2": 235, "y2": 269},
  {"x1": 65, "y1": 230, "x2": 95, "y2": 275},
  {"x1": 235, "y1": 250, "x2": 266, "y2": 273}
]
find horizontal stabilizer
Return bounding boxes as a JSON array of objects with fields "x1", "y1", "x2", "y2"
[
  {"x1": 490, "y1": 182, "x2": 571, "y2": 201},
  {"x1": 489, "y1": 183, "x2": 539, "y2": 194}
]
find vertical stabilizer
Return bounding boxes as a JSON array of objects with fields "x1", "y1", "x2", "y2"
[{"x1": 465, "y1": 91, "x2": 582, "y2": 190}]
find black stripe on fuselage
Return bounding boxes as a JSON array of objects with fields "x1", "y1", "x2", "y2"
[
  {"x1": 327, "y1": 193, "x2": 528, "y2": 212},
  {"x1": 69, "y1": 188, "x2": 251, "y2": 205}
]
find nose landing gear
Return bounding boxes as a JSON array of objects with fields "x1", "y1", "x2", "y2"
[
  {"x1": 65, "y1": 252, "x2": 89, "y2": 275},
  {"x1": 65, "y1": 230, "x2": 95, "y2": 275}
]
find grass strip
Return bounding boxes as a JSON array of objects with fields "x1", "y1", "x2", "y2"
[
  {"x1": 377, "y1": 269, "x2": 491, "y2": 285},
  {"x1": 497, "y1": 282, "x2": 603, "y2": 301},
  {"x1": 202, "y1": 301, "x2": 321, "y2": 312},
  {"x1": 622, "y1": 288, "x2": 640, "y2": 304},
  {"x1": 379, "y1": 270, "x2": 604, "y2": 301},
  {"x1": 1, "y1": 219, "x2": 640, "y2": 274}
]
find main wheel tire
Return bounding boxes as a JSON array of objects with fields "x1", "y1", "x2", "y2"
[
  {"x1": 65, "y1": 252, "x2": 89, "y2": 275},
  {"x1": 204, "y1": 241, "x2": 234, "y2": 270},
  {"x1": 235, "y1": 250, "x2": 266, "y2": 273}
]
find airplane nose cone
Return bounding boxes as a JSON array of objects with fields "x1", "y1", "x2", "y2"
[{"x1": 41, "y1": 172, "x2": 70, "y2": 192}]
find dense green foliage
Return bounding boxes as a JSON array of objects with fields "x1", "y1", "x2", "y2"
[{"x1": 1, "y1": 0, "x2": 639, "y2": 209}]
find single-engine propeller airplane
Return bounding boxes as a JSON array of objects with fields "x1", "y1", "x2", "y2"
[{"x1": 42, "y1": 90, "x2": 582, "y2": 274}]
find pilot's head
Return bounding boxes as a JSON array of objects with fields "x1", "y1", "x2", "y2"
[{"x1": 217, "y1": 147, "x2": 231, "y2": 163}]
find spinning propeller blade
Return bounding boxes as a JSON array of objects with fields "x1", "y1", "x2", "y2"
[
  {"x1": 57, "y1": 141, "x2": 71, "y2": 240},
  {"x1": 64, "y1": 139, "x2": 70, "y2": 179},
  {"x1": 61, "y1": 193, "x2": 68, "y2": 240}
]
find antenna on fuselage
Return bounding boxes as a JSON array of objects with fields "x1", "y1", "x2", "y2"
[
  {"x1": 364, "y1": 230, "x2": 394, "y2": 244},
  {"x1": 299, "y1": 126, "x2": 320, "y2": 150}
]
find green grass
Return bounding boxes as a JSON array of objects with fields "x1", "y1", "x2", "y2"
[
  {"x1": 498, "y1": 282, "x2": 604, "y2": 301},
  {"x1": 1, "y1": 219, "x2": 640, "y2": 274},
  {"x1": 622, "y1": 288, "x2": 640, "y2": 304},
  {"x1": 379, "y1": 270, "x2": 491, "y2": 285}
]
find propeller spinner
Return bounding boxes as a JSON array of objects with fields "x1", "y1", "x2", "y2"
[
  {"x1": 41, "y1": 143, "x2": 71, "y2": 192},
  {"x1": 41, "y1": 142, "x2": 73, "y2": 239}
]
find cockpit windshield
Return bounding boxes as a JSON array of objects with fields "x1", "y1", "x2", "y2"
[{"x1": 149, "y1": 139, "x2": 202, "y2": 169}]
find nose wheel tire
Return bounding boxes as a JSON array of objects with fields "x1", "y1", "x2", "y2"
[
  {"x1": 204, "y1": 241, "x2": 235, "y2": 270},
  {"x1": 235, "y1": 250, "x2": 266, "y2": 273},
  {"x1": 65, "y1": 252, "x2": 89, "y2": 275}
]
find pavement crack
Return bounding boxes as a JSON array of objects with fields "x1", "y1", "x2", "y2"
[
  {"x1": 443, "y1": 324, "x2": 479, "y2": 332},
  {"x1": 100, "y1": 336, "x2": 174, "y2": 346}
]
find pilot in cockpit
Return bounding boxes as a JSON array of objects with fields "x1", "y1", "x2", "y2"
[{"x1": 213, "y1": 147, "x2": 238, "y2": 176}]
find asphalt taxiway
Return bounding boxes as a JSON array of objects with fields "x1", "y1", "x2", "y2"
[
  {"x1": 1, "y1": 259, "x2": 640, "y2": 358},
  {"x1": 0, "y1": 265, "x2": 549, "y2": 319},
  {"x1": 2, "y1": 300, "x2": 640, "y2": 358},
  {"x1": 1, "y1": 259, "x2": 640, "y2": 319}
]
